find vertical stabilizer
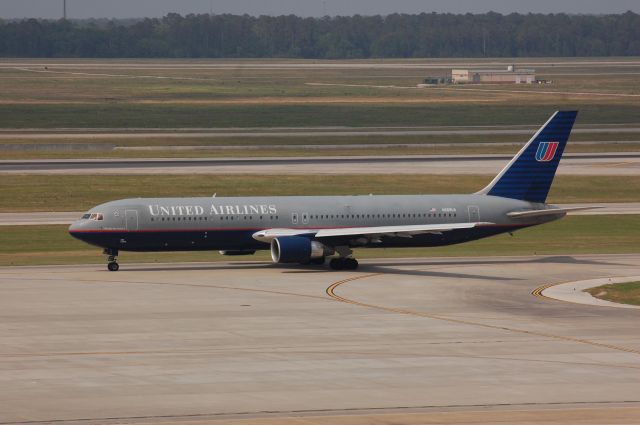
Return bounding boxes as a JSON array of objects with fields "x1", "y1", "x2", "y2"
[{"x1": 477, "y1": 111, "x2": 577, "y2": 203}]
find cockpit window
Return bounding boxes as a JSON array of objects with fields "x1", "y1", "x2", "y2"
[
  {"x1": 81, "y1": 214, "x2": 91, "y2": 219},
  {"x1": 88, "y1": 213, "x2": 104, "y2": 221}
]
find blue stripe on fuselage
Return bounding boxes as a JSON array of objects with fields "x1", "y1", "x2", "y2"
[{"x1": 69, "y1": 224, "x2": 532, "y2": 252}]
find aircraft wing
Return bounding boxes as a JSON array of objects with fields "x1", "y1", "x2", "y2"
[
  {"x1": 314, "y1": 222, "x2": 488, "y2": 238},
  {"x1": 506, "y1": 206, "x2": 603, "y2": 218},
  {"x1": 253, "y1": 222, "x2": 491, "y2": 243}
]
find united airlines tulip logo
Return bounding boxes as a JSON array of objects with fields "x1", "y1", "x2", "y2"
[{"x1": 535, "y1": 141, "x2": 560, "y2": 162}]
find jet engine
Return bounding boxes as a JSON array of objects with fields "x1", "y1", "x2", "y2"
[{"x1": 270, "y1": 236, "x2": 333, "y2": 264}]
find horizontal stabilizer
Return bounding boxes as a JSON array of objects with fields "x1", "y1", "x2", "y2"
[{"x1": 507, "y1": 206, "x2": 604, "y2": 219}]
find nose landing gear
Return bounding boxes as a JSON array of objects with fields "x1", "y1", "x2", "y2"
[{"x1": 104, "y1": 248, "x2": 119, "y2": 271}]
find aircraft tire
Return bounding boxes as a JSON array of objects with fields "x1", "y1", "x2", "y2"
[
  {"x1": 329, "y1": 258, "x2": 343, "y2": 270},
  {"x1": 329, "y1": 258, "x2": 358, "y2": 270},
  {"x1": 345, "y1": 258, "x2": 359, "y2": 270},
  {"x1": 107, "y1": 262, "x2": 119, "y2": 272}
]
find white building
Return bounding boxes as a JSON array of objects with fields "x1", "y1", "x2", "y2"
[{"x1": 452, "y1": 65, "x2": 536, "y2": 84}]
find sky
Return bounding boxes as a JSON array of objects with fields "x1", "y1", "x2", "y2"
[{"x1": 1, "y1": 0, "x2": 639, "y2": 19}]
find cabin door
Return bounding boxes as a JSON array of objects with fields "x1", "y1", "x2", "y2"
[
  {"x1": 125, "y1": 209, "x2": 139, "y2": 231},
  {"x1": 468, "y1": 206, "x2": 480, "y2": 222}
]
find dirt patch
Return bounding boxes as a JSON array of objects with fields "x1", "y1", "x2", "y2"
[{"x1": 132, "y1": 96, "x2": 499, "y2": 105}]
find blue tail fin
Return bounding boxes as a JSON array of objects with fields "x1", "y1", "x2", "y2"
[{"x1": 478, "y1": 111, "x2": 578, "y2": 203}]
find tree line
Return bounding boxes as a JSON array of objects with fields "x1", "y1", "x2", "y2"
[{"x1": 1, "y1": 12, "x2": 639, "y2": 58}]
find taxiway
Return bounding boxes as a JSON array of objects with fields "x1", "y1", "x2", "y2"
[
  {"x1": 2, "y1": 152, "x2": 639, "y2": 175},
  {"x1": 1, "y1": 254, "x2": 640, "y2": 424}
]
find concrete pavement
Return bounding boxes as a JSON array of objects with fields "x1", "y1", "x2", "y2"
[
  {"x1": 1, "y1": 255, "x2": 640, "y2": 423},
  {"x1": 2, "y1": 153, "x2": 640, "y2": 175}
]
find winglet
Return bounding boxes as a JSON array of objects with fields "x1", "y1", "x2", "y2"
[{"x1": 477, "y1": 111, "x2": 578, "y2": 203}]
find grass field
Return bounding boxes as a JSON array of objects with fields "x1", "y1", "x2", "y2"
[
  {"x1": 2, "y1": 130, "x2": 640, "y2": 160},
  {"x1": 1, "y1": 103, "x2": 638, "y2": 129},
  {"x1": 586, "y1": 282, "x2": 640, "y2": 306},
  {"x1": 1, "y1": 215, "x2": 637, "y2": 266},
  {"x1": 1, "y1": 58, "x2": 639, "y2": 129},
  {"x1": 1, "y1": 174, "x2": 638, "y2": 212}
]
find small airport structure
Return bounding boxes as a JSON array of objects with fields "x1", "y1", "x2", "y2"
[{"x1": 452, "y1": 65, "x2": 536, "y2": 84}]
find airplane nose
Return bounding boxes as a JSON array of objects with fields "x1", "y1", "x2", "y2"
[{"x1": 68, "y1": 220, "x2": 83, "y2": 236}]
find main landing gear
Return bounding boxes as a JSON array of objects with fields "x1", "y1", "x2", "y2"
[
  {"x1": 329, "y1": 257, "x2": 359, "y2": 270},
  {"x1": 104, "y1": 248, "x2": 119, "y2": 272},
  {"x1": 328, "y1": 246, "x2": 359, "y2": 270}
]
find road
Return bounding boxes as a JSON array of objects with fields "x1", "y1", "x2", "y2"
[
  {"x1": 1, "y1": 126, "x2": 639, "y2": 140},
  {"x1": 1, "y1": 255, "x2": 639, "y2": 424},
  {"x1": 2, "y1": 153, "x2": 639, "y2": 175}
]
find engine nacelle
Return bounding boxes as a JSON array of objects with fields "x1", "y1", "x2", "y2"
[
  {"x1": 270, "y1": 236, "x2": 333, "y2": 264},
  {"x1": 219, "y1": 250, "x2": 256, "y2": 256}
]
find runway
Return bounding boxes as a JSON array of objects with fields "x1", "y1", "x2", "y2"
[
  {"x1": 2, "y1": 152, "x2": 640, "y2": 175},
  {"x1": 1, "y1": 126, "x2": 639, "y2": 140},
  {"x1": 1, "y1": 203, "x2": 638, "y2": 226},
  {"x1": 1, "y1": 254, "x2": 640, "y2": 424}
]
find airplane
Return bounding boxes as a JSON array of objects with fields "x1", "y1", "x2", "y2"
[{"x1": 69, "y1": 111, "x2": 596, "y2": 271}]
